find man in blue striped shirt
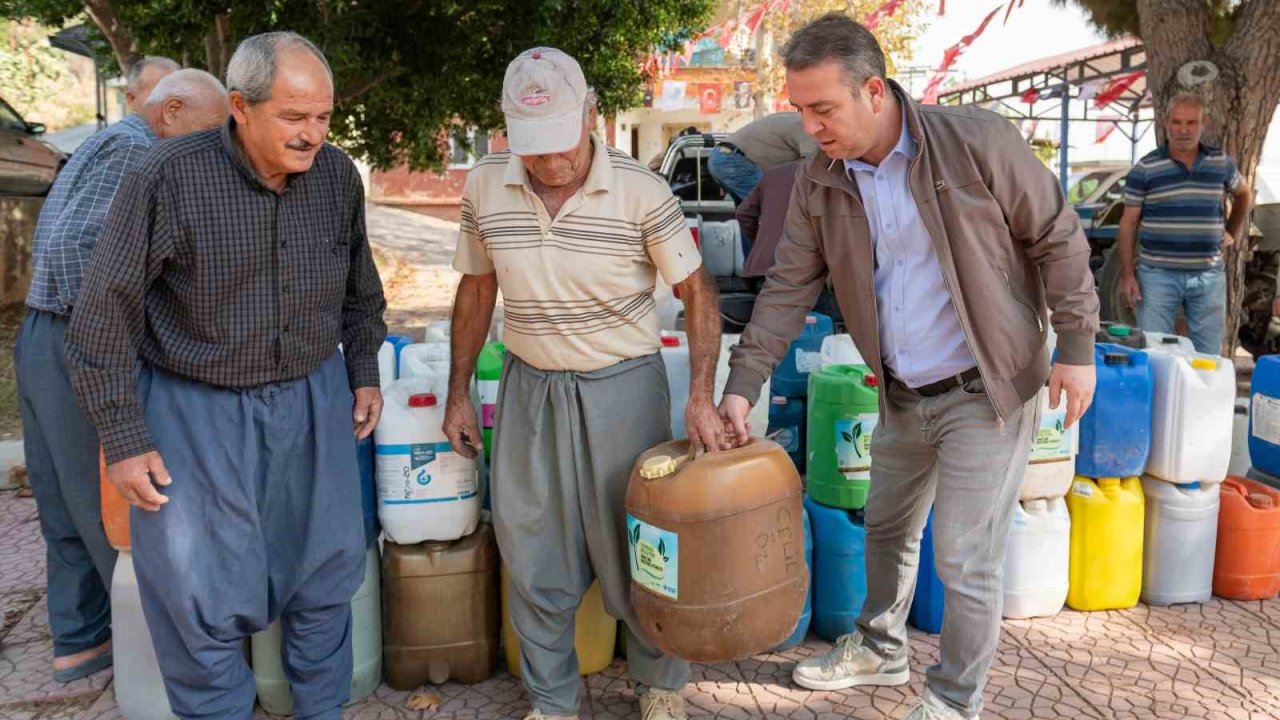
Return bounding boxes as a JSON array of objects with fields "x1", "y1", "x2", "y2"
[
  {"x1": 1117, "y1": 93, "x2": 1253, "y2": 354},
  {"x1": 15, "y1": 68, "x2": 226, "y2": 683}
]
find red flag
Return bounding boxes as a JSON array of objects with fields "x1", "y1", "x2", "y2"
[
  {"x1": 745, "y1": 2, "x2": 768, "y2": 33},
  {"x1": 717, "y1": 19, "x2": 737, "y2": 49},
  {"x1": 1021, "y1": 87, "x2": 1040, "y2": 104},
  {"x1": 698, "y1": 84, "x2": 723, "y2": 115},
  {"x1": 864, "y1": 0, "x2": 905, "y2": 30},
  {"x1": 1093, "y1": 71, "x2": 1145, "y2": 110},
  {"x1": 920, "y1": 6, "x2": 1000, "y2": 104}
]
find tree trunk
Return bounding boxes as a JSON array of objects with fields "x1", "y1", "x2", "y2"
[
  {"x1": 82, "y1": 0, "x2": 140, "y2": 74},
  {"x1": 203, "y1": 14, "x2": 232, "y2": 79},
  {"x1": 1136, "y1": 0, "x2": 1280, "y2": 356}
]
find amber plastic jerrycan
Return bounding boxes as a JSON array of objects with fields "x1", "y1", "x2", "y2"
[
  {"x1": 625, "y1": 438, "x2": 807, "y2": 663},
  {"x1": 99, "y1": 447, "x2": 131, "y2": 550},
  {"x1": 381, "y1": 524, "x2": 500, "y2": 689}
]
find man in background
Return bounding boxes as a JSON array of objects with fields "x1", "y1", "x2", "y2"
[
  {"x1": 708, "y1": 112, "x2": 818, "y2": 203},
  {"x1": 16, "y1": 68, "x2": 226, "y2": 683},
  {"x1": 124, "y1": 56, "x2": 182, "y2": 114}
]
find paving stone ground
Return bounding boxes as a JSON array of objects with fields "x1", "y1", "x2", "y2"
[{"x1": 3, "y1": 492, "x2": 1280, "y2": 719}]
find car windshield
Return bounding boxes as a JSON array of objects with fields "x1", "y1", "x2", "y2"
[
  {"x1": 1067, "y1": 170, "x2": 1116, "y2": 204},
  {"x1": 0, "y1": 100, "x2": 28, "y2": 133}
]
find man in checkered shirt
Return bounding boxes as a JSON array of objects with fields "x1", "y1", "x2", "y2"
[
  {"x1": 15, "y1": 66, "x2": 226, "y2": 684},
  {"x1": 65, "y1": 33, "x2": 387, "y2": 718}
]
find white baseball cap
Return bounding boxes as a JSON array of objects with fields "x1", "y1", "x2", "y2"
[{"x1": 502, "y1": 47, "x2": 589, "y2": 156}]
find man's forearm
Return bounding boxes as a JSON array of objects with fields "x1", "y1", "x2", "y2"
[
  {"x1": 1227, "y1": 194, "x2": 1252, "y2": 241},
  {"x1": 678, "y1": 268, "x2": 720, "y2": 401},
  {"x1": 449, "y1": 273, "x2": 498, "y2": 400},
  {"x1": 1117, "y1": 220, "x2": 1138, "y2": 277}
]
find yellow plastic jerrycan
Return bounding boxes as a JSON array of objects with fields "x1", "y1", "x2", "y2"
[
  {"x1": 500, "y1": 565, "x2": 616, "y2": 678},
  {"x1": 1066, "y1": 476, "x2": 1144, "y2": 611}
]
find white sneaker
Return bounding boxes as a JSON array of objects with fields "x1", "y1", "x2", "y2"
[
  {"x1": 791, "y1": 632, "x2": 910, "y2": 691},
  {"x1": 523, "y1": 711, "x2": 578, "y2": 720},
  {"x1": 902, "y1": 689, "x2": 975, "y2": 720},
  {"x1": 639, "y1": 688, "x2": 687, "y2": 720}
]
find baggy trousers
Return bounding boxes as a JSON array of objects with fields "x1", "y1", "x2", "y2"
[
  {"x1": 491, "y1": 352, "x2": 692, "y2": 715},
  {"x1": 131, "y1": 353, "x2": 366, "y2": 719}
]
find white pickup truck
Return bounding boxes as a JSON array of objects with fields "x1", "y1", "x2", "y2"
[{"x1": 656, "y1": 132, "x2": 757, "y2": 332}]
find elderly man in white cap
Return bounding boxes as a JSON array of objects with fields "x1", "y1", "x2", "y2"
[{"x1": 443, "y1": 48, "x2": 724, "y2": 720}]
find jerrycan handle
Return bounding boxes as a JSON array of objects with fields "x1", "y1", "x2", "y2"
[{"x1": 1103, "y1": 351, "x2": 1130, "y2": 366}]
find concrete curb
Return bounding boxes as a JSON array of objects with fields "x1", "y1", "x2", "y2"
[{"x1": 0, "y1": 438, "x2": 23, "y2": 490}]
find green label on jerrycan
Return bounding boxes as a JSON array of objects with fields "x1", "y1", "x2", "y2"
[
  {"x1": 627, "y1": 515, "x2": 679, "y2": 600},
  {"x1": 1030, "y1": 409, "x2": 1071, "y2": 464},
  {"x1": 835, "y1": 414, "x2": 876, "y2": 480}
]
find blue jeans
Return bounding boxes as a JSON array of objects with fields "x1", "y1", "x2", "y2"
[
  {"x1": 707, "y1": 147, "x2": 762, "y2": 204},
  {"x1": 1136, "y1": 264, "x2": 1227, "y2": 355}
]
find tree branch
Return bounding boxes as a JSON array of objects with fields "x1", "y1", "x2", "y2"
[
  {"x1": 82, "y1": 0, "x2": 140, "y2": 74},
  {"x1": 337, "y1": 68, "x2": 403, "y2": 105}
]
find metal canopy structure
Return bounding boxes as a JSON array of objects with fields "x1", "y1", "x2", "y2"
[{"x1": 936, "y1": 37, "x2": 1155, "y2": 192}]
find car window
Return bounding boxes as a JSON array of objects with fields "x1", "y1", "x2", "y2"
[
  {"x1": 0, "y1": 101, "x2": 28, "y2": 132},
  {"x1": 1101, "y1": 176, "x2": 1126, "y2": 205},
  {"x1": 1067, "y1": 171, "x2": 1113, "y2": 204}
]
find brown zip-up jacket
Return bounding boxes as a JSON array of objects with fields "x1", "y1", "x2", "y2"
[{"x1": 725, "y1": 84, "x2": 1099, "y2": 424}]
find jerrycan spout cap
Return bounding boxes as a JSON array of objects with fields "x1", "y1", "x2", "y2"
[
  {"x1": 1103, "y1": 351, "x2": 1130, "y2": 366},
  {"x1": 1107, "y1": 324, "x2": 1132, "y2": 337},
  {"x1": 639, "y1": 455, "x2": 680, "y2": 479}
]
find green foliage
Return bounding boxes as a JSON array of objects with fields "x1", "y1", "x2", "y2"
[
  {"x1": 0, "y1": 18, "x2": 95, "y2": 130},
  {"x1": 1, "y1": 0, "x2": 714, "y2": 169}
]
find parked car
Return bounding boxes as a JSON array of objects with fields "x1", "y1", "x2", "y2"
[
  {"x1": 0, "y1": 96, "x2": 63, "y2": 196},
  {"x1": 656, "y1": 132, "x2": 758, "y2": 331}
]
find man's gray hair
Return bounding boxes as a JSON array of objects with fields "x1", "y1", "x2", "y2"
[
  {"x1": 583, "y1": 87, "x2": 599, "y2": 120},
  {"x1": 781, "y1": 13, "x2": 887, "y2": 94},
  {"x1": 1168, "y1": 92, "x2": 1207, "y2": 119},
  {"x1": 144, "y1": 69, "x2": 227, "y2": 108},
  {"x1": 127, "y1": 56, "x2": 180, "y2": 91},
  {"x1": 225, "y1": 31, "x2": 332, "y2": 104}
]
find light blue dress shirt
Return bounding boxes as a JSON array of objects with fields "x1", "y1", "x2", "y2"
[{"x1": 844, "y1": 113, "x2": 975, "y2": 388}]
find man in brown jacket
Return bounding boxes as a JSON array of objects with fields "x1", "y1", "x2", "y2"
[{"x1": 718, "y1": 15, "x2": 1098, "y2": 720}]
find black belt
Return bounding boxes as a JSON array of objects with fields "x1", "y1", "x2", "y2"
[{"x1": 904, "y1": 367, "x2": 982, "y2": 397}]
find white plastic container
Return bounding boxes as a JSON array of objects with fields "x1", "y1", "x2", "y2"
[
  {"x1": 1145, "y1": 346, "x2": 1235, "y2": 483},
  {"x1": 1140, "y1": 476, "x2": 1220, "y2": 605},
  {"x1": 699, "y1": 220, "x2": 740, "y2": 278},
  {"x1": 714, "y1": 333, "x2": 770, "y2": 438},
  {"x1": 1002, "y1": 497, "x2": 1070, "y2": 619},
  {"x1": 378, "y1": 341, "x2": 397, "y2": 390},
  {"x1": 1143, "y1": 331, "x2": 1197, "y2": 354},
  {"x1": 252, "y1": 545, "x2": 382, "y2": 715},
  {"x1": 375, "y1": 379, "x2": 480, "y2": 544},
  {"x1": 424, "y1": 321, "x2": 452, "y2": 343},
  {"x1": 661, "y1": 333, "x2": 690, "y2": 439},
  {"x1": 654, "y1": 283, "x2": 681, "y2": 332},
  {"x1": 819, "y1": 334, "x2": 864, "y2": 369},
  {"x1": 112, "y1": 551, "x2": 177, "y2": 720},
  {"x1": 398, "y1": 342, "x2": 451, "y2": 383},
  {"x1": 1019, "y1": 386, "x2": 1080, "y2": 500}
]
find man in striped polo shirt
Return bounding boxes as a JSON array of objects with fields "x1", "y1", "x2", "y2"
[
  {"x1": 444, "y1": 48, "x2": 725, "y2": 720},
  {"x1": 1117, "y1": 93, "x2": 1253, "y2": 354}
]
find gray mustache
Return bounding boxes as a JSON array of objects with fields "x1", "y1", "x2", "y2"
[{"x1": 286, "y1": 141, "x2": 317, "y2": 151}]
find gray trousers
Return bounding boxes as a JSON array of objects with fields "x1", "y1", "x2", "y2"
[
  {"x1": 14, "y1": 309, "x2": 116, "y2": 656},
  {"x1": 491, "y1": 352, "x2": 691, "y2": 716},
  {"x1": 132, "y1": 353, "x2": 366, "y2": 720},
  {"x1": 856, "y1": 377, "x2": 1037, "y2": 717}
]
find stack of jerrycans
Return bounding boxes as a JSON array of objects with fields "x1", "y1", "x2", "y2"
[
  {"x1": 806, "y1": 363, "x2": 876, "y2": 640},
  {"x1": 1003, "y1": 327, "x2": 1075, "y2": 619},
  {"x1": 1067, "y1": 340, "x2": 1152, "y2": 611},
  {"x1": 376, "y1": 371, "x2": 498, "y2": 689},
  {"x1": 1138, "y1": 332, "x2": 1232, "y2": 606}
]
